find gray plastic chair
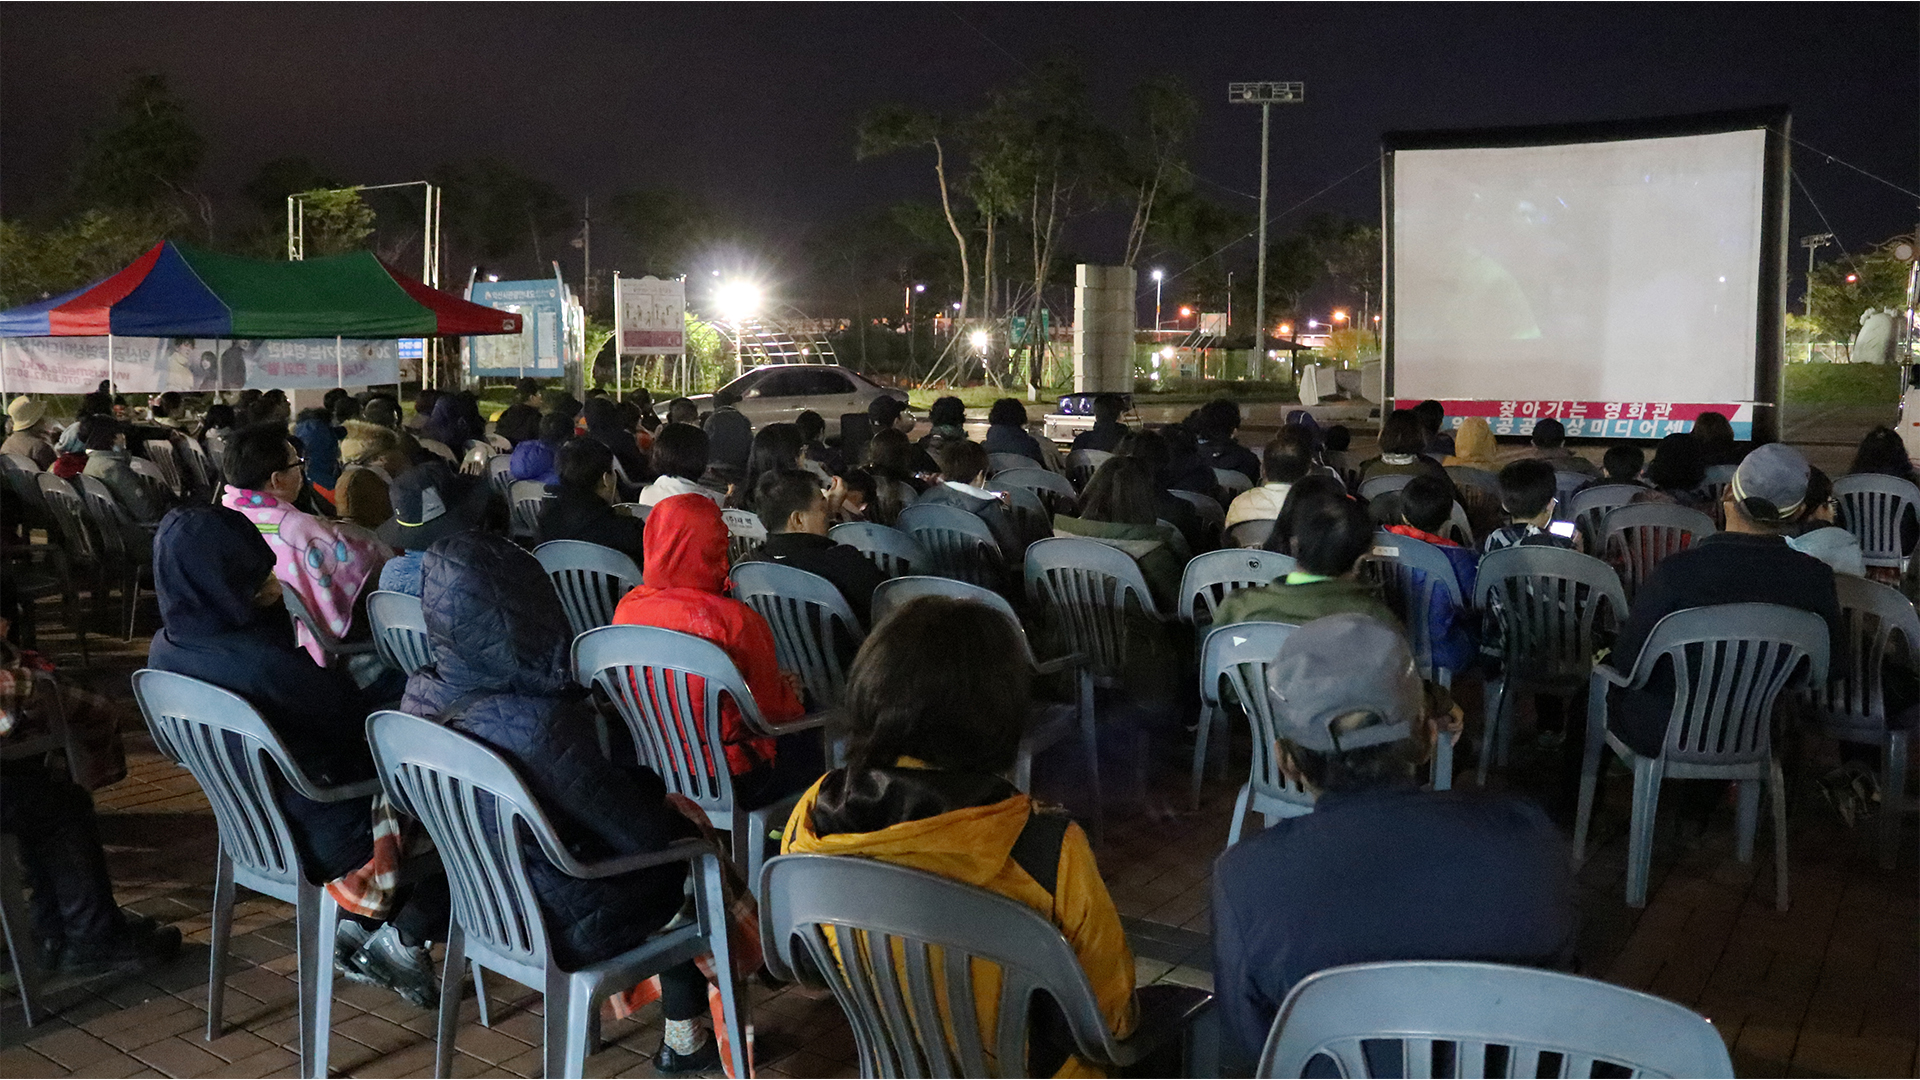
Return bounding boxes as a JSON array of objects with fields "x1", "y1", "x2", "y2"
[
  {"x1": 1065, "y1": 448, "x2": 1113, "y2": 489},
  {"x1": 142, "y1": 440, "x2": 185, "y2": 496},
  {"x1": 1445, "y1": 465, "x2": 1504, "y2": 538},
  {"x1": 367, "y1": 589, "x2": 435, "y2": 676},
  {"x1": 760, "y1": 854, "x2": 1212, "y2": 1078},
  {"x1": 534, "y1": 539, "x2": 643, "y2": 637},
  {"x1": 829, "y1": 521, "x2": 928, "y2": 579},
  {"x1": 1356, "y1": 473, "x2": 1414, "y2": 502},
  {"x1": 899, "y1": 502, "x2": 1007, "y2": 589},
  {"x1": 1810, "y1": 575, "x2": 1916, "y2": 869},
  {"x1": 1226, "y1": 519, "x2": 1276, "y2": 548},
  {"x1": 1255, "y1": 960, "x2": 1735, "y2": 1079},
  {"x1": 615, "y1": 501, "x2": 652, "y2": 524},
  {"x1": 731, "y1": 561, "x2": 865, "y2": 709},
  {"x1": 1565, "y1": 483, "x2": 1645, "y2": 550},
  {"x1": 1473, "y1": 547, "x2": 1628, "y2": 784},
  {"x1": 1170, "y1": 488, "x2": 1227, "y2": 535},
  {"x1": 1215, "y1": 468, "x2": 1253, "y2": 498},
  {"x1": 281, "y1": 586, "x2": 376, "y2": 668},
  {"x1": 76, "y1": 474, "x2": 156, "y2": 640},
  {"x1": 367, "y1": 710, "x2": 747, "y2": 1079},
  {"x1": 722, "y1": 507, "x2": 768, "y2": 563},
  {"x1": 1178, "y1": 548, "x2": 1296, "y2": 632},
  {"x1": 1443, "y1": 465, "x2": 1500, "y2": 500},
  {"x1": 1573, "y1": 604, "x2": 1829, "y2": 909},
  {"x1": 1599, "y1": 502, "x2": 1715, "y2": 602},
  {"x1": 572, "y1": 624, "x2": 824, "y2": 891},
  {"x1": 998, "y1": 467, "x2": 1078, "y2": 513},
  {"x1": 1358, "y1": 531, "x2": 1467, "y2": 788},
  {"x1": 1323, "y1": 450, "x2": 1361, "y2": 491},
  {"x1": 485, "y1": 453, "x2": 514, "y2": 502},
  {"x1": 987, "y1": 481, "x2": 1054, "y2": 547},
  {"x1": 871, "y1": 576, "x2": 1099, "y2": 813},
  {"x1": 1196, "y1": 621, "x2": 1317, "y2": 837},
  {"x1": 1024, "y1": 536, "x2": 1168, "y2": 682},
  {"x1": 131, "y1": 669, "x2": 380, "y2": 1079},
  {"x1": 988, "y1": 452, "x2": 1043, "y2": 475},
  {"x1": 508, "y1": 479, "x2": 548, "y2": 542},
  {"x1": 1, "y1": 672, "x2": 75, "y2": 1027},
  {"x1": 175, "y1": 437, "x2": 216, "y2": 496},
  {"x1": 1833, "y1": 472, "x2": 1920, "y2": 572}
]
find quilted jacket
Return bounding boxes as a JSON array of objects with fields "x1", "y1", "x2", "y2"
[{"x1": 402, "y1": 531, "x2": 694, "y2": 968}]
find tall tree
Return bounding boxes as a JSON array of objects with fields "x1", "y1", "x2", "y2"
[
  {"x1": 432, "y1": 158, "x2": 573, "y2": 270},
  {"x1": 0, "y1": 205, "x2": 186, "y2": 308},
  {"x1": 1121, "y1": 73, "x2": 1199, "y2": 268},
  {"x1": 244, "y1": 156, "x2": 343, "y2": 221},
  {"x1": 70, "y1": 73, "x2": 205, "y2": 210},
  {"x1": 1808, "y1": 243, "x2": 1909, "y2": 346},
  {"x1": 296, "y1": 188, "x2": 376, "y2": 257},
  {"x1": 606, "y1": 186, "x2": 725, "y2": 277},
  {"x1": 857, "y1": 105, "x2": 972, "y2": 331}
]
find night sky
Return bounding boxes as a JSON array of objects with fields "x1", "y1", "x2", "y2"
[{"x1": 5, "y1": 3, "x2": 1916, "y2": 295}]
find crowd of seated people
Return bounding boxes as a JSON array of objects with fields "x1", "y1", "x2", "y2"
[{"x1": 5, "y1": 380, "x2": 1918, "y2": 1077}]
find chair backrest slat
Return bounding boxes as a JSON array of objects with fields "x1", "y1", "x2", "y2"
[
  {"x1": 870, "y1": 576, "x2": 1040, "y2": 666},
  {"x1": 1622, "y1": 604, "x2": 1829, "y2": 767},
  {"x1": 1357, "y1": 473, "x2": 1414, "y2": 502},
  {"x1": 1024, "y1": 537, "x2": 1160, "y2": 677},
  {"x1": 533, "y1": 539, "x2": 642, "y2": 636},
  {"x1": 508, "y1": 480, "x2": 548, "y2": 541},
  {"x1": 732, "y1": 561, "x2": 864, "y2": 707},
  {"x1": 899, "y1": 503, "x2": 1005, "y2": 588},
  {"x1": 1833, "y1": 473, "x2": 1920, "y2": 569},
  {"x1": 828, "y1": 521, "x2": 928, "y2": 579},
  {"x1": 1812, "y1": 575, "x2": 1920, "y2": 741},
  {"x1": 1565, "y1": 483, "x2": 1644, "y2": 550},
  {"x1": 1357, "y1": 531, "x2": 1466, "y2": 682},
  {"x1": 1201, "y1": 622, "x2": 1311, "y2": 810},
  {"x1": 1474, "y1": 547, "x2": 1627, "y2": 692},
  {"x1": 1179, "y1": 548, "x2": 1296, "y2": 627},
  {"x1": 36, "y1": 472, "x2": 98, "y2": 562},
  {"x1": 367, "y1": 590, "x2": 435, "y2": 675},
  {"x1": 1600, "y1": 503, "x2": 1716, "y2": 602}
]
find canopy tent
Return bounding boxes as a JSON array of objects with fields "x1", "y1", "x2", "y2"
[{"x1": 0, "y1": 241, "x2": 520, "y2": 339}]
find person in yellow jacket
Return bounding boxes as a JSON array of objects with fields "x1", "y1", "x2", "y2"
[{"x1": 781, "y1": 595, "x2": 1137, "y2": 1078}]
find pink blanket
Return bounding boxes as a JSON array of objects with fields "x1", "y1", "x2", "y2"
[{"x1": 221, "y1": 487, "x2": 390, "y2": 665}]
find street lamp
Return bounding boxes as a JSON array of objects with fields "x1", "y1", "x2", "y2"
[
  {"x1": 715, "y1": 279, "x2": 763, "y2": 377},
  {"x1": 905, "y1": 282, "x2": 926, "y2": 373},
  {"x1": 1332, "y1": 310, "x2": 1348, "y2": 326},
  {"x1": 969, "y1": 330, "x2": 989, "y2": 351},
  {"x1": 1151, "y1": 268, "x2": 1164, "y2": 331}
]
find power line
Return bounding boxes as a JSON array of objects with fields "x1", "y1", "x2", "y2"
[
  {"x1": 1156, "y1": 153, "x2": 1383, "y2": 288},
  {"x1": 939, "y1": 4, "x2": 1033, "y2": 74},
  {"x1": 1791, "y1": 168, "x2": 1846, "y2": 256},
  {"x1": 1774, "y1": 127, "x2": 1920, "y2": 202}
]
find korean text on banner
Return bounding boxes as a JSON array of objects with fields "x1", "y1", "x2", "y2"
[
  {"x1": 617, "y1": 276, "x2": 685, "y2": 356},
  {"x1": 2, "y1": 336, "x2": 400, "y2": 394},
  {"x1": 467, "y1": 280, "x2": 565, "y2": 377}
]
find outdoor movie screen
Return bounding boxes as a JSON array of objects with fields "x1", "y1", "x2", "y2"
[{"x1": 1386, "y1": 117, "x2": 1781, "y2": 440}]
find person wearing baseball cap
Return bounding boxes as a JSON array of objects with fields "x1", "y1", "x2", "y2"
[
  {"x1": 1606, "y1": 441, "x2": 1845, "y2": 761},
  {"x1": 3, "y1": 395, "x2": 56, "y2": 468},
  {"x1": 374, "y1": 460, "x2": 491, "y2": 597},
  {"x1": 1210, "y1": 614, "x2": 1574, "y2": 1068}
]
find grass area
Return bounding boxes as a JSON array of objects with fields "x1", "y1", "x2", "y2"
[{"x1": 1783, "y1": 362, "x2": 1901, "y2": 406}]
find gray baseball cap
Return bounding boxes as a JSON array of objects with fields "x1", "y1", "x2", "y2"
[
  {"x1": 1730, "y1": 442, "x2": 1810, "y2": 524},
  {"x1": 1264, "y1": 614, "x2": 1423, "y2": 752}
]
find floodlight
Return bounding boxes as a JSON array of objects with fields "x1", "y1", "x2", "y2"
[
  {"x1": 716, "y1": 280, "x2": 762, "y2": 323},
  {"x1": 1160, "y1": 346, "x2": 1175, "y2": 360},
  {"x1": 914, "y1": 283, "x2": 926, "y2": 293},
  {"x1": 969, "y1": 330, "x2": 989, "y2": 350},
  {"x1": 1179, "y1": 306, "x2": 1192, "y2": 318},
  {"x1": 486, "y1": 274, "x2": 500, "y2": 282},
  {"x1": 1151, "y1": 268, "x2": 1164, "y2": 282}
]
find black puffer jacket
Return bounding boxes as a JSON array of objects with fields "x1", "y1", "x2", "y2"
[{"x1": 401, "y1": 531, "x2": 696, "y2": 968}]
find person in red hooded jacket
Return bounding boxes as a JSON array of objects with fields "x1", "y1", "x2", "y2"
[{"x1": 613, "y1": 492, "x2": 816, "y2": 801}]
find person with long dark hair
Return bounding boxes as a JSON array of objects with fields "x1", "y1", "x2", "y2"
[{"x1": 1052, "y1": 456, "x2": 1189, "y2": 611}]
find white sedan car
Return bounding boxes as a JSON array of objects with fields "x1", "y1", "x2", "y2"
[{"x1": 687, "y1": 364, "x2": 908, "y2": 429}]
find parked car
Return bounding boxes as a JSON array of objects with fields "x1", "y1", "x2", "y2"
[{"x1": 687, "y1": 364, "x2": 908, "y2": 429}]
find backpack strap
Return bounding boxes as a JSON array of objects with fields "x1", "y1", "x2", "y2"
[{"x1": 1008, "y1": 807, "x2": 1073, "y2": 897}]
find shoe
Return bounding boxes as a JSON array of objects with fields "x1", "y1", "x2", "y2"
[
  {"x1": 653, "y1": 1034, "x2": 720, "y2": 1075},
  {"x1": 1819, "y1": 767, "x2": 1861, "y2": 829},
  {"x1": 334, "y1": 920, "x2": 374, "y2": 982},
  {"x1": 59, "y1": 911, "x2": 182, "y2": 972},
  {"x1": 347, "y1": 924, "x2": 439, "y2": 1010}
]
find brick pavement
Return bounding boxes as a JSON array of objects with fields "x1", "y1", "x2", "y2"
[{"x1": 1, "y1": 616, "x2": 1913, "y2": 1078}]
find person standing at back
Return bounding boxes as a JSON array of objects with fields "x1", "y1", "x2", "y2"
[{"x1": 1212, "y1": 614, "x2": 1574, "y2": 1070}]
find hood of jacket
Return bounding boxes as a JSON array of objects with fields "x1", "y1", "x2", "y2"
[
  {"x1": 417, "y1": 530, "x2": 573, "y2": 698},
  {"x1": 639, "y1": 492, "x2": 729, "y2": 594},
  {"x1": 1052, "y1": 514, "x2": 1169, "y2": 560},
  {"x1": 1448, "y1": 417, "x2": 1497, "y2": 465},
  {"x1": 509, "y1": 438, "x2": 560, "y2": 486},
  {"x1": 338, "y1": 419, "x2": 398, "y2": 467},
  {"x1": 154, "y1": 504, "x2": 278, "y2": 637},
  {"x1": 784, "y1": 765, "x2": 1031, "y2": 890}
]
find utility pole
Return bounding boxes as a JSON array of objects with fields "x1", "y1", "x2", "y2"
[
  {"x1": 572, "y1": 197, "x2": 593, "y2": 315},
  {"x1": 1229, "y1": 82, "x2": 1304, "y2": 380}
]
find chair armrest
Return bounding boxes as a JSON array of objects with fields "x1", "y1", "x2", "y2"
[
  {"x1": 1104, "y1": 984, "x2": 1214, "y2": 1068},
  {"x1": 568, "y1": 838, "x2": 717, "y2": 881},
  {"x1": 1590, "y1": 662, "x2": 1631, "y2": 689},
  {"x1": 748, "y1": 710, "x2": 828, "y2": 738},
  {"x1": 1031, "y1": 651, "x2": 1087, "y2": 677},
  {"x1": 304, "y1": 777, "x2": 385, "y2": 803}
]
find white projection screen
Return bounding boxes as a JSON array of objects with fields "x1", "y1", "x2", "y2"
[{"x1": 1385, "y1": 112, "x2": 1788, "y2": 440}]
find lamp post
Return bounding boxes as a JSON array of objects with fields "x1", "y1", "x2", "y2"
[
  {"x1": 1228, "y1": 81, "x2": 1304, "y2": 380},
  {"x1": 906, "y1": 282, "x2": 925, "y2": 375},
  {"x1": 1151, "y1": 268, "x2": 1164, "y2": 332}
]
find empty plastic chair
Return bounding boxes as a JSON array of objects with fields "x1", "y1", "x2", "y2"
[
  {"x1": 1065, "y1": 447, "x2": 1113, "y2": 489},
  {"x1": 988, "y1": 451, "x2": 1043, "y2": 475},
  {"x1": 1600, "y1": 502, "x2": 1716, "y2": 602},
  {"x1": 871, "y1": 576, "x2": 1099, "y2": 809},
  {"x1": 534, "y1": 539, "x2": 643, "y2": 637},
  {"x1": 572, "y1": 625, "x2": 824, "y2": 890},
  {"x1": 1565, "y1": 483, "x2": 1644, "y2": 551},
  {"x1": 1356, "y1": 473, "x2": 1414, "y2": 502},
  {"x1": 1178, "y1": 548, "x2": 1296, "y2": 633},
  {"x1": 1194, "y1": 621, "x2": 1317, "y2": 833},
  {"x1": 367, "y1": 589, "x2": 435, "y2": 676},
  {"x1": 899, "y1": 502, "x2": 1007, "y2": 588},
  {"x1": 760, "y1": 854, "x2": 1213, "y2": 1078},
  {"x1": 131, "y1": 669, "x2": 379, "y2": 1078},
  {"x1": 1573, "y1": 604, "x2": 1829, "y2": 909},
  {"x1": 1474, "y1": 547, "x2": 1628, "y2": 784},
  {"x1": 722, "y1": 508, "x2": 767, "y2": 563},
  {"x1": 1809, "y1": 575, "x2": 1917, "y2": 869},
  {"x1": 1025, "y1": 536, "x2": 1169, "y2": 683},
  {"x1": 1833, "y1": 473, "x2": 1920, "y2": 572},
  {"x1": 1256, "y1": 960, "x2": 1734, "y2": 1079},
  {"x1": 988, "y1": 480, "x2": 1054, "y2": 547},
  {"x1": 176, "y1": 438, "x2": 216, "y2": 495},
  {"x1": 1215, "y1": 468, "x2": 1254, "y2": 498},
  {"x1": 731, "y1": 561, "x2": 865, "y2": 708},
  {"x1": 828, "y1": 521, "x2": 928, "y2": 579},
  {"x1": 508, "y1": 479, "x2": 548, "y2": 542},
  {"x1": 367, "y1": 710, "x2": 748, "y2": 1079}
]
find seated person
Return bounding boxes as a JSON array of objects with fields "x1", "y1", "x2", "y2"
[
  {"x1": 1160, "y1": 422, "x2": 1221, "y2": 499},
  {"x1": 1226, "y1": 426, "x2": 1314, "y2": 528},
  {"x1": 664, "y1": 397, "x2": 699, "y2": 427},
  {"x1": 1357, "y1": 409, "x2": 1450, "y2": 488},
  {"x1": 835, "y1": 469, "x2": 879, "y2": 524},
  {"x1": 537, "y1": 438, "x2": 646, "y2": 566},
  {"x1": 1069, "y1": 393, "x2": 1129, "y2": 454},
  {"x1": 1194, "y1": 398, "x2": 1262, "y2": 484},
  {"x1": 1115, "y1": 430, "x2": 1207, "y2": 553},
  {"x1": 782, "y1": 596, "x2": 1138, "y2": 1077},
  {"x1": 1441, "y1": 416, "x2": 1498, "y2": 472},
  {"x1": 1576, "y1": 443, "x2": 1648, "y2": 493},
  {"x1": 1217, "y1": 490, "x2": 1400, "y2": 629},
  {"x1": 1383, "y1": 474, "x2": 1478, "y2": 675},
  {"x1": 584, "y1": 395, "x2": 652, "y2": 493},
  {"x1": 293, "y1": 408, "x2": 343, "y2": 496},
  {"x1": 1609, "y1": 444, "x2": 1845, "y2": 759},
  {"x1": 1786, "y1": 467, "x2": 1864, "y2": 577},
  {"x1": 1635, "y1": 432, "x2": 1715, "y2": 511},
  {"x1": 1412, "y1": 398, "x2": 1456, "y2": 459},
  {"x1": 1051, "y1": 456, "x2": 1190, "y2": 613},
  {"x1": 377, "y1": 461, "x2": 491, "y2": 597},
  {"x1": 637, "y1": 423, "x2": 726, "y2": 508},
  {"x1": 508, "y1": 412, "x2": 570, "y2": 488},
  {"x1": 492, "y1": 377, "x2": 544, "y2": 446},
  {"x1": 795, "y1": 409, "x2": 844, "y2": 477},
  {"x1": 1481, "y1": 459, "x2": 1577, "y2": 554},
  {"x1": 401, "y1": 531, "x2": 717, "y2": 1073},
  {"x1": 917, "y1": 395, "x2": 970, "y2": 461},
  {"x1": 1514, "y1": 418, "x2": 1597, "y2": 477},
  {"x1": 147, "y1": 504, "x2": 446, "y2": 1006},
  {"x1": 1211, "y1": 614, "x2": 1574, "y2": 1069},
  {"x1": 864, "y1": 428, "x2": 926, "y2": 524},
  {"x1": 743, "y1": 469, "x2": 886, "y2": 628},
  {"x1": 703, "y1": 388, "x2": 755, "y2": 473},
  {"x1": 4, "y1": 395, "x2": 58, "y2": 469},
  {"x1": 334, "y1": 418, "x2": 412, "y2": 529},
  {"x1": 221, "y1": 424, "x2": 389, "y2": 666},
  {"x1": 613, "y1": 494, "x2": 816, "y2": 803},
  {"x1": 80, "y1": 415, "x2": 169, "y2": 524},
  {"x1": 869, "y1": 395, "x2": 938, "y2": 476},
  {"x1": 982, "y1": 397, "x2": 1045, "y2": 463},
  {"x1": 914, "y1": 439, "x2": 1026, "y2": 562}
]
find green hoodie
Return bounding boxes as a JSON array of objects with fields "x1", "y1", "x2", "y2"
[{"x1": 1211, "y1": 575, "x2": 1402, "y2": 630}]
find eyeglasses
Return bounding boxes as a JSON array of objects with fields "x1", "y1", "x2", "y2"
[{"x1": 279, "y1": 456, "x2": 306, "y2": 473}]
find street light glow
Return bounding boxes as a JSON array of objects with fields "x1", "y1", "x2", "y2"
[
  {"x1": 1333, "y1": 310, "x2": 1348, "y2": 322},
  {"x1": 1151, "y1": 268, "x2": 1164, "y2": 282},
  {"x1": 1160, "y1": 346, "x2": 1175, "y2": 360},
  {"x1": 1307, "y1": 318, "x2": 1318, "y2": 328},
  {"x1": 1278, "y1": 323, "x2": 1291, "y2": 335},
  {"x1": 969, "y1": 330, "x2": 989, "y2": 350},
  {"x1": 715, "y1": 279, "x2": 762, "y2": 323},
  {"x1": 913, "y1": 283, "x2": 926, "y2": 293},
  {"x1": 1178, "y1": 306, "x2": 1192, "y2": 318}
]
